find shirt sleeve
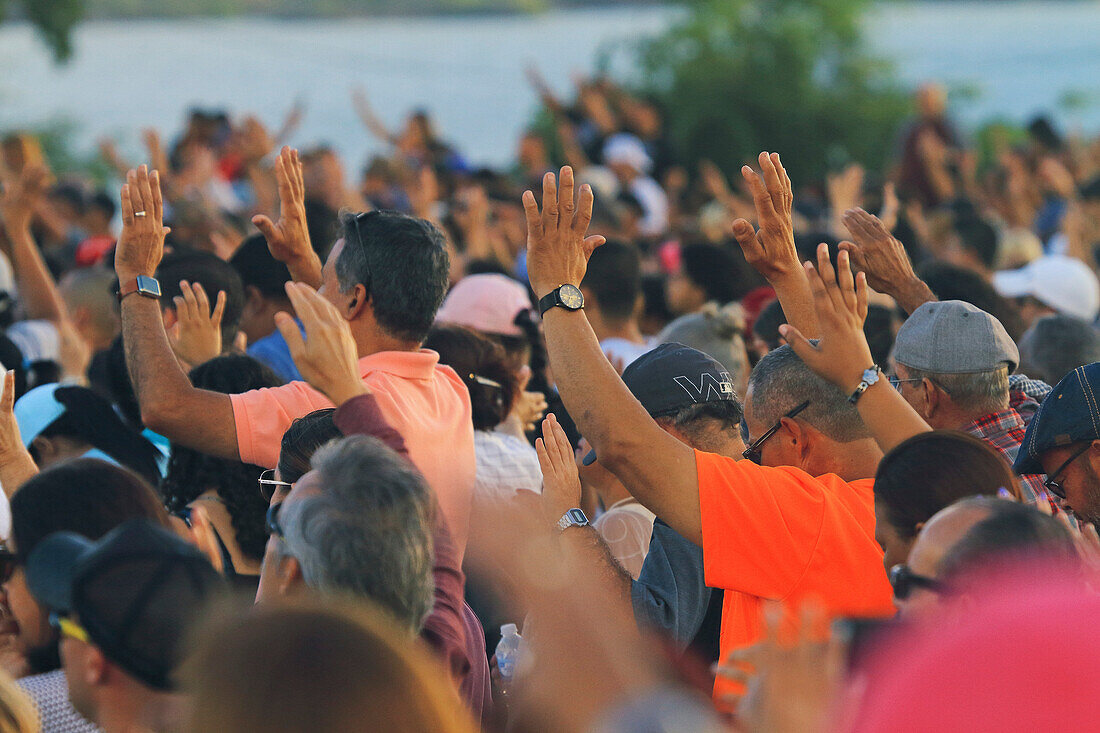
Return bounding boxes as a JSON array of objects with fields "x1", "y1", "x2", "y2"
[
  {"x1": 631, "y1": 519, "x2": 713, "y2": 649},
  {"x1": 230, "y1": 382, "x2": 333, "y2": 468},
  {"x1": 333, "y1": 393, "x2": 409, "y2": 459},
  {"x1": 696, "y1": 450, "x2": 826, "y2": 600}
]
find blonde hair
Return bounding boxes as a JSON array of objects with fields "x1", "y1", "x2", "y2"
[
  {"x1": 0, "y1": 670, "x2": 39, "y2": 733},
  {"x1": 181, "y1": 598, "x2": 477, "y2": 733}
]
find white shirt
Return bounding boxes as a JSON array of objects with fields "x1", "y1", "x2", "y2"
[
  {"x1": 600, "y1": 338, "x2": 651, "y2": 371},
  {"x1": 630, "y1": 176, "x2": 670, "y2": 237},
  {"x1": 472, "y1": 430, "x2": 542, "y2": 504},
  {"x1": 593, "y1": 498, "x2": 656, "y2": 579}
]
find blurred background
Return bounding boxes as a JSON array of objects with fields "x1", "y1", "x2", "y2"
[{"x1": 1, "y1": 0, "x2": 1098, "y2": 179}]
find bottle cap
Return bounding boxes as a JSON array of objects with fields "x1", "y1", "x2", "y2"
[{"x1": 501, "y1": 623, "x2": 518, "y2": 636}]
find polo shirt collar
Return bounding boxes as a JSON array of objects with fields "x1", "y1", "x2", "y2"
[{"x1": 357, "y1": 349, "x2": 440, "y2": 380}]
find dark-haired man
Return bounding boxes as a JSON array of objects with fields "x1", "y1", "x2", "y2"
[
  {"x1": 580, "y1": 240, "x2": 649, "y2": 367},
  {"x1": 112, "y1": 153, "x2": 475, "y2": 556},
  {"x1": 229, "y1": 232, "x2": 300, "y2": 381}
]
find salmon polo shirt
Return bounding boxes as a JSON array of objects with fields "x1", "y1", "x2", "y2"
[
  {"x1": 230, "y1": 349, "x2": 477, "y2": 557},
  {"x1": 695, "y1": 450, "x2": 894, "y2": 704}
]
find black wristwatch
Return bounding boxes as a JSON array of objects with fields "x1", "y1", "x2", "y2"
[{"x1": 538, "y1": 284, "x2": 584, "y2": 316}]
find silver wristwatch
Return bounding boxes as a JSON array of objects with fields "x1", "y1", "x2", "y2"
[{"x1": 557, "y1": 508, "x2": 589, "y2": 532}]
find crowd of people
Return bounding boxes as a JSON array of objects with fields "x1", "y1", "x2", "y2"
[{"x1": 0, "y1": 71, "x2": 1098, "y2": 732}]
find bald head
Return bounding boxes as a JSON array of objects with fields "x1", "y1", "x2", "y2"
[
  {"x1": 59, "y1": 268, "x2": 120, "y2": 351},
  {"x1": 906, "y1": 500, "x2": 993, "y2": 581}
]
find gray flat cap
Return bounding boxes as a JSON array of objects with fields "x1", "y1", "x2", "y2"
[{"x1": 894, "y1": 300, "x2": 1019, "y2": 374}]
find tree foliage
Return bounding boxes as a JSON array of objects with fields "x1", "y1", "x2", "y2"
[
  {"x1": 635, "y1": 0, "x2": 909, "y2": 184},
  {"x1": 0, "y1": 0, "x2": 85, "y2": 61}
]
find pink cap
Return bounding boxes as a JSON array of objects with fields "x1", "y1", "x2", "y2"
[{"x1": 435, "y1": 274, "x2": 534, "y2": 337}]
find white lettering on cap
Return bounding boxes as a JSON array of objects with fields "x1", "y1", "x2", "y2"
[{"x1": 673, "y1": 372, "x2": 734, "y2": 403}]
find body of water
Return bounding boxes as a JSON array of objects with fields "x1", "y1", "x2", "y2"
[{"x1": 1, "y1": 2, "x2": 1098, "y2": 168}]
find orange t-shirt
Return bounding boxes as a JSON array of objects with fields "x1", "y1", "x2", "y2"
[
  {"x1": 695, "y1": 450, "x2": 894, "y2": 704},
  {"x1": 230, "y1": 350, "x2": 476, "y2": 557}
]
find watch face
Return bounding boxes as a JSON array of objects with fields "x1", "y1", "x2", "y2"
[
  {"x1": 566, "y1": 508, "x2": 588, "y2": 525},
  {"x1": 559, "y1": 284, "x2": 584, "y2": 310},
  {"x1": 136, "y1": 275, "x2": 161, "y2": 298}
]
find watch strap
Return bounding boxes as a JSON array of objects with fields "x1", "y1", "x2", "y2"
[
  {"x1": 556, "y1": 508, "x2": 589, "y2": 532},
  {"x1": 118, "y1": 276, "x2": 161, "y2": 302},
  {"x1": 538, "y1": 289, "x2": 562, "y2": 317}
]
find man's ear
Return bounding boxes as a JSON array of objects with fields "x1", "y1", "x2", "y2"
[
  {"x1": 919, "y1": 379, "x2": 939, "y2": 419},
  {"x1": 345, "y1": 283, "x2": 369, "y2": 321},
  {"x1": 780, "y1": 417, "x2": 809, "y2": 463},
  {"x1": 30, "y1": 436, "x2": 54, "y2": 461},
  {"x1": 84, "y1": 645, "x2": 109, "y2": 687},
  {"x1": 277, "y1": 555, "x2": 304, "y2": 597},
  {"x1": 161, "y1": 306, "x2": 178, "y2": 330}
]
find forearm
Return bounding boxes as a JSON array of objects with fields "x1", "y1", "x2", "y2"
[
  {"x1": 854, "y1": 379, "x2": 931, "y2": 455},
  {"x1": 6, "y1": 223, "x2": 66, "y2": 323},
  {"x1": 284, "y1": 251, "x2": 323, "y2": 289},
  {"x1": 561, "y1": 525, "x2": 633, "y2": 607},
  {"x1": 121, "y1": 295, "x2": 239, "y2": 458},
  {"x1": 0, "y1": 450, "x2": 38, "y2": 499},
  {"x1": 891, "y1": 277, "x2": 938, "y2": 316},
  {"x1": 542, "y1": 307, "x2": 700, "y2": 541},
  {"x1": 770, "y1": 271, "x2": 820, "y2": 339}
]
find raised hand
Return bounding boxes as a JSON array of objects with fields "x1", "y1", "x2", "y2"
[
  {"x1": 168, "y1": 280, "x2": 226, "y2": 368},
  {"x1": 731, "y1": 152, "x2": 800, "y2": 281},
  {"x1": 115, "y1": 165, "x2": 171, "y2": 282},
  {"x1": 0, "y1": 165, "x2": 50, "y2": 233},
  {"x1": 778, "y1": 243, "x2": 873, "y2": 393},
  {"x1": 826, "y1": 163, "x2": 865, "y2": 219},
  {"x1": 535, "y1": 413, "x2": 583, "y2": 526},
  {"x1": 251, "y1": 147, "x2": 321, "y2": 287},
  {"x1": 522, "y1": 166, "x2": 606, "y2": 299},
  {"x1": 839, "y1": 207, "x2": 934, "y2": 314},
  {"x1": 275, "y1": 281, "x2": 368, "y2": 407}
]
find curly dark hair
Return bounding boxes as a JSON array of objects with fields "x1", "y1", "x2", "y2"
[{"x1": 161, "y1": 355, "x2": 283, "y2": 561}]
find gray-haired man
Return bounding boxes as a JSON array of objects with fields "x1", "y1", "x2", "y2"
[{"x1": 891, "y1": 300, "x2": 1046, "y2": 501}]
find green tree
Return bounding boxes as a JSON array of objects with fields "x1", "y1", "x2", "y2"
[
  {"x1": 635, "y1": 0, "x2": 909, "y2": 184},
  {"x1": 0, "y1": 0, "x2": 85, "y2": 62}
]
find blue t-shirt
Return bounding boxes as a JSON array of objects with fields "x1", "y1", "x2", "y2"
[{"x1": 247, "y1": 327, "x2": 302, "y2": 383}]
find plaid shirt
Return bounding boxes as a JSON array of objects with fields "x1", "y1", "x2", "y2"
[{"x1": 963, "y1": 408, "x2": 1046, "y2": 503}]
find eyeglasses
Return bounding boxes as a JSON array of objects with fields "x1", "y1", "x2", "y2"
[
  {"x1": 258, "y1": 469, "x2": 293, "y2": 503},
  {"x1": 889, "y1": 564, "x2": 944, "y2": 601},
  {"x1": 48, "y1": 612, "x2": 90, "y2": 644},
  {"x1": 888, "y1": 375, "x2": 924, "y2": 391},
  {"x1": 266, "y1": 501, "x2": 285, "y2": 539},
  {"x1": 1043, "y1": 442, "x2": 1092, "y2": 500},
  {"x1": 0, "y1": 548, "x2": 21, "y2": 585},
  {"x1": 742, "y1": 401, "x2": 810, "y2": 464}
]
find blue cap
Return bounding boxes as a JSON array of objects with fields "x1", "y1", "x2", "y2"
[
  {"x1": 13, "y1": 383, "x2": 67, "y2": 447},
  {"x1": 1014, "y1": 363, "x2": 1100, "y2": 475},
  {"x1": 582, "y1": 343, "x2": 738, "y2": 466}
]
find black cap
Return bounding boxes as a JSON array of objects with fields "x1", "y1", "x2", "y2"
[
  {"x1": 26, "y1": 519, "x2": 224, "y2": 691},
  {"x1": 583, "y1": 343, "x2": 738, "y2": 465}
]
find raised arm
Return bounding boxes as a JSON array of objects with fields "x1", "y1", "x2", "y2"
[
  {"x1": 731, "y1": 152, "x2": 820, "y2": 339},
  {"x1": 0, "y1": 166, "x2": 67, "y2": 324},
  {"x1": 839, "y1": 207, "x2": 936, "y2": 315},
  {"x1": 351, "y1": 86, "x2": 398, "y2": 145},
  {"x1": 251, "y1": 147, "x2": 323, "y2": 288},
  {"x1": 114, "y1": 165, "x2": 239, "y2": 459},
  {"x1": 780, "y1": 243, "x2": 931, "y2": 455},
  {"x1": 524, "y1": 167, "x2": 703, "y2": 544}
]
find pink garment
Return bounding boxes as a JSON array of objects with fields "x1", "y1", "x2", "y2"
[
  {"x1": 230, "y1": 350, "x2": 475, "y2": 557},
  {"x1": 435, "y1": 273, "x2": 534, "y2": 337}
]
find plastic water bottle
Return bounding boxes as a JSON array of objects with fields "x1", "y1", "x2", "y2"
[{"x1": 495, "y1": 623, "x2": 524, "y2": 682}]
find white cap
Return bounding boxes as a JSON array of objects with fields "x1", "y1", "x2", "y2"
[
  {"x1": 602, "y1": 133, "x2": 652, "y2": 174},
  {"x1": 993, "y1": 255, "x2": 1100, "y2": 322}
]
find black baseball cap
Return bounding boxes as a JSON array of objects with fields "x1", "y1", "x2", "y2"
[
  {"x1": 582, "y1": 342, "x2": 739, "y2": 465},
  {"x1": 1015, "y1": 363, "x2": 1100, "y2": 475},
  {"x1": 26, "y1": 519, "x2": 224, "y2": 691}
]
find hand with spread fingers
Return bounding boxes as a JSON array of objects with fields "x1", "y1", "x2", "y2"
[
  {"x1": 777, "y1": 244, "x2": 874, "y2": 393},
  {"x1": 535, "y1": 413, "x2": 583, "y2": 528},
  {"x1": 839, "y1": 207, "x2": 934, "y2": 314},
  {"x1": 168, "y1": 280, "x2": 226, "y2": 368},
  {"x1": 0, "y1": 165, "x2": 50, "y2": 234},
  {"x1": 252, "y1": 146, "x2": 322, "y2": 288},
  {"x1": 276, "y1": 281, "x2": 368, "y2": 407},
  {"x1": 731, "y1": 152, "x2": 800, "y2": 281},
  {"x1": 115, "y1": 165, "x2": 171, "y2": 283},
  {"x1": 523, "y1": 166, "x2": 606, "y2": 300}
]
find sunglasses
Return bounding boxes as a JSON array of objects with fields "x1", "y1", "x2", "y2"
[
  {"x1": 266, "y1": 501, "x2": 285, "y2": 539},
  {"x1": 0, "y1": 549, "x2": 22, "y2": 585},
  {"x1": 742, "y1": 401, "x2": 810, "y2": 464},
  {"x1": 1043, "y1": 442, "x2": 1092, "y2": 500},
  {"x1": 259, "y1": 469, "x2": 293, "y2": 503},
  {"x1": 889, "y1": 563, "x2": 944, "y2": 601},
  {"x1": 48, "y1": 612, "x2": 90, "y2": 644}
]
